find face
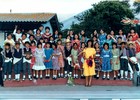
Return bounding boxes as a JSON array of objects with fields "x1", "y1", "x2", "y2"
[
  {"x1": 17, "y1": 30, "x2": 21, "y2": 34},
  {"x1": 88, "y1": 41, "x2": 92, "y2": 47},
  {"x1": 81, "y1": 30, "x2": 85, "y2": 34},
  {"x1": 22, "y1": 35, "x2": 26, "y2": 39},
  {"x1": 94, "y1": 30, "x2": 97, "y2": 34},
  {"x1": 95, "y1": 43, "x2": 99, "y2": 48},
  {"x1": 131, "y1": 29, "x2": 134, "y2": 33},
  {"x1": 110, "y1": 31, "x2": 114, "y2": 35},
  {"x1": 118, "y1": 38, "x2": 122, "y2": 42},
  {"x1": 37, "y1": 30, "x2": 40, "y2": 34},
  {"x1": 52, "y1": 45, "x2": 55, "y2": 49},
  {"x1": 40, "y1": 40, "x2": 44, "y2": 43},
  {"x1": 59, "y1": 35, "x2": 62, "y2": 38},
  {"x1": 119, "y1": 30, "x2": 123, "y2": 35},
  {"x1": 5, "y1": 45, "x2": 10, "y2": 49},
  {"x1": 26, "y1": 54, "x2": 30, "y2": 58},
  {"x1": 74, "y1": 34, "x2": 78, "y2": 39},
  {"x1": 121, "y1": 44, "x2": 125, "y2": 48},
  {"x1": 58, "y1": 41, "x2": 62, "y2": 45},
  {"x1": 81, "y1": 43, "x2": 85, "y2": 48},
  {"x1": 107, "y1": 35, "x2": 111, "y2": 39},
  {"x1": 45, "y1": 29, "x2": 50, "y2": 33},
  {"x1": 7, "y1": 35, "x2": 12, "y2": 39},
  {"x1": 73, "y1": 44, "x2": 78, "y2": 49},
  {"x1": 39, "y1": 26, "x2": 44, "y2": 31},
  {"x1": 129, "y1": 36, "x2": 133, "y2": 41},
  {"x1": 38, "y1": 44, "x2": 42, "y2": 48},
  {"x1": 25, "y1": 44, "x2": 30, "y2": 48},
  {"x1": 70, "y1": 31, "x2": 73, "y2": 35},
  {"x1": 50, "y1": 37, "x2": 53, "y2": 41},
  {"x1": 55, "y1": 30, "x2": 58, "y2": 34},
  {"x1": 30, "y1": 36, "x2": 34, "y2": 40},
  {"x1": 31, "y1": 43, "x2": 35, "y2": 46},
  {"x1": 67, "y1": 36, "x2": 70, "y2": 39},
  {"x1": 93, "y1": 37, "x2": 97, "y2": 41},
  {"x1": 104, "y1": 45, "x2": 108, "y2": 50},
  {"x1": 66, "y1": 43, "x2": 71, "y2": 48},
  {"x1": 100, "y1": 29, "x2": 104, "y2": 34},
  {"x1": 16, "y1": 44, "x2": 20, "y2": 49},
  {"x1": 28, "y1": 30, "x2": 33, "y2": 34},
  {"x1": 129, "y1": 44, "x2": 133, "y2": 48},
  {"x1": 46, "y1": 44, "x2": 50, "y2": 48},
  {"x1": 113, "y1": 44, "x2": 116, "y2": 49}
]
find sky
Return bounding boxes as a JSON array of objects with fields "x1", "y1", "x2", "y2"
[{"x1": 0, "y1": 0, "x2": 101, "y2": 21}]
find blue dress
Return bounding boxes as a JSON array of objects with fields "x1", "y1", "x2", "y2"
[
  {"x1": 101, "y1": 49, "x2": 112, "y2": 72},
  {"x1": 44, "y1": 48, "x2": 53, "y2": 69},
  {"x1": 99, "y1": 33, "x2": 107, "y2": 49},
  {"x1": 105, "y1": 39, "x2": 113, "y2": 50}
]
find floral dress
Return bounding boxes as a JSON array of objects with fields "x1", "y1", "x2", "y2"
[
  {"x1": 94, "y1": 49, "x2": 101, "y2": 71},
  {"x1": 112, "y1": 48, "x2": 120, "y2": 70},
  {"x1": 57, "y1": 45, "x2": 64, "y2": 68},
  {"x1": 30, "y1": 46, "x2": 36, "y2": 68}
]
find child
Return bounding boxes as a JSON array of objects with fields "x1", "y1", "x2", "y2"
[
  {"x1": 2, "y1": 43, "x2": 13, "y2": 81},
  {"x1": 42, "y1": 27, "x2": 52, "y2": 40},
  {"x1": 120, "y1": 42, "x2": 129, "y2": 80},
  {"x1": 101, "y1": 43, "x2": 112, "y2": 80},
  {"x1": 72, "y1": 34, "x2": 80, "y2": 49},
  {"x1": 99, "y1": 29, "x2": 106, "y2": 49},
  {"x1": 32, "y1": 42, "x2": 46, "y2": 79},
  {"x1": 128, "y1": 42, "x2": 140, "y2": 80},
  {"x1": 52, "y1": 43, "x2": 61, "y2": 80},
  {"x1": 44, "y1": 42, "x2": 53, "y2": 79},
  {"x1": 57, "y1": 39, "x2": 64, "y2": 78},
  {"x1": 22, "y1": 42, "x2": 32, "y2": 81},
  {"x1": 64, "y1": 39, "x2": 72, "y2": 78},
  {"x1": 39, "y1": 38, "x2": 45, "y2": 48},
  {"x1": 94, "y1": 42, "x2": 101, "y2": 79},
  {"x1": 30, "y1": 41, "x2": 36, "y2": 78},
  {"x1": 112, "y1": 42, "x2": 120, "y2": 80},
  {"x1": 78, "y1": 42, "x2": 86, "y2": 79},
  {"x1": 13, "y1": 42, "x2": 23, "y2": 81},
  {"x1": 0, "y1": 47, "x2": 4, "y2": 86},
  {"x1": 71, "y1": 43, "x2": 80, "y2": 79}
]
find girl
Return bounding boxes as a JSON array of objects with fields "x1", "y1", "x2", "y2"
[
  {"x1": 128, "y1": 29, "x2": 139, "y2": 41},
  {"x1": 83, "y1": 40, "x2": 96, "y2": 87},
  {"x1": 91, "y1": 30, "x2": 98, "y2": 38},
  {"x1": 112, "y1": 42, "x2": 120, "y2": 80},
  {"x1": 2, "y1": 43, "x2": 13, "y2": 81},
  {"x1": 39, "y1": 38, "x2": 45, "y2": 48},
  {"x1": 13, "y1": 42, "x2": 23, "y2": 81},
  {"x1": 92, "y1": 36, "x2": 98, "y2": 45},
  {"x1": 32, "y1": 42, "x2": 46, "y2": 79},
  {"x1": 4, "y1": 33, "x2": 15, "y2": 48},
  {"x1": 22, "y1": 42, "x2": 32, "y2": 81},
  {"x1": 99, "y1": 29, "x2": 107, "y2": 49},
  {"x1": 101, "y1": 43, "x2": 112, "y2": 80},
  {"x1": 52, "y1": 43, "x2": 61, "y2": 80},
  {"x1": 116, "y1": 29, "x2": 127, "y2": 42},
  {"x1": 94, "y1": 42, "x2": 101, "y2": 79},
  {"x1": 0, "y1": 47, "x2": 4, "y2": 86},
  {"x1": 30, "y1": 41, "x2": 37, "y2": 78},
  {"x1": 105, "y1": 34, "x2": 116, "y2": 50},
  {"x1": 72, "y1": 34, "x2": 80, "y2": 48},
  {"x1": 42, "y1": 27, "x2": 52, "y2": 40},
  {"x1": 49, "y1": 36, "x2": 55, "y2": 44},
  {"x1": 57, "y1": 39, "x2": 64, "y2": 78},
  {"x1": 35, "y1": 29, "x2": 42, "y2": 42},
  {"x1": 71, "y1": 43, "x2": 80, "y2": 79},
  {"x1": 78, "y1": 42, "x2": 86, "y2": 79},
  {"x1": 44, "y1": 42, "x2": 53, "y2": 79}
]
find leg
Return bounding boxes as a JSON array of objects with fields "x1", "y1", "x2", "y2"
[
  {"x1": 8, "y1": 62, "x2": 12, "y2": 80},
  {"x1": 40, "y1": 70, "x2": 43, "y2": 79},
  {"x1": 0, "y1": 71, "x2": 4, "y2": 86},
  {"x1": 3, "y1": 63, "x2": 8, "y2": 81},
  {"x1": 89, "y1": 76, "x2": 92, "y2": 86},
  {"x1": 85, "y1": 76, "x2": 88, "y2": 86},
  {"x1": 22, "y1": 62, "x2": 26, "y2": 80},
  {"x1": 36, "y1": 70, "x2": 38, "y2": 79}
]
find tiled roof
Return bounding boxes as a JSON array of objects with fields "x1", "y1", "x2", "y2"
[{"x1": 0, "y1": 13, "x2": 56, "y2": 22}]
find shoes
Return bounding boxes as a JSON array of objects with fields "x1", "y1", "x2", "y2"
[{"x1": 114, "y1": 77, "x2": 116, "y2": 80}]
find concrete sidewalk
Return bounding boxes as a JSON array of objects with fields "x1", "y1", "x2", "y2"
[{"x1": 0, "y1": 85, "x2": 140, "y2": 99}]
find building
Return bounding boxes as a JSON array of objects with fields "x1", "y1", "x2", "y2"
[{"x1": 0, "y1": 13, "x2": 59, "y2": 46}]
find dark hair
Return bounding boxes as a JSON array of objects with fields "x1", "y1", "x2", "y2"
[
  {"x1": 103, "y1": 43, "x2": 109, "y2": 49},
  {"x1": 94, "y1": 42, "x2": 100, "y2": 49},
  {"x1": 7, "y1": 33, "x2": 12, "y2": 37},
  {"x1": 52, "y1": 43, "x2": 57, "y2": 49},
  {"x1": 31, "y1": 40, "x2": 36, "y2": 45},
  {"x1": 81, "y1": 34, "x2": 86, "y2": 37},
  {"x1": 74, "y1": 34, "x2": 79, "y2": 40},
  {"x1": 37, "y1": 42, "x2": 42, "y2": 48},
  {"x1": 25, "y1": 41, "x2": 31, "y2": 46},
  {"x1": 45, "y1": 27, "x2": 50, "y2": 30},
  {"x1": 57, "y1": 39, "x2": 62, "y2": 44},
  {"x1": 15, "y1": 42, "x2": 20, "y2": 45},
  {"x1": 36, "y1": 29, "x2": 41, "y2": 33},
  {"x1": 58, "y1": 33, "x2": 62, "y2": 36},
  {"x1": 22, "y1": 33, "x2": 27, "y2": 37},
  {"x1": 39, "y1": 25, "x2": 44, "y2": 28},
  {"x1": 5, "y1": 43, "x2": 11, "y2": 47},
  {"x1": 118, "y1": 36, "x2": 122, "y2": 40},
  {"x1": 29, "y1": 35, "x2": 35, "y2": 39},
  {"x1": 73, "y1": 43, "x2": 78, "y2": 47},
  {"x1": 81, "y1": 42, "x2": 86, "y2": 48},
  {"x1": 87, "y1": 40, "x2": 93, "y2": 47},
  {"x1": 112, "y1": 42, "x2": 117, "y2": 48},
  {"x1": 128, "y1": 35, "x2": 133, "y2": 38}
]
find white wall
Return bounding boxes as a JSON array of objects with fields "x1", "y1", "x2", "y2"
[{"x1": 42, "y1": 21, "x2": 53, "y2": 34}]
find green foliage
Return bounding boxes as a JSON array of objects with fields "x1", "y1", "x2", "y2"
[
  {"x1": 71, "y1": 1, "x2": 134, "y2": 35},
  {"x1": 133, "y1": 2, "x2": 140, "y2": 14}
]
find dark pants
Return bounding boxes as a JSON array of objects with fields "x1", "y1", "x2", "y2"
[
  {"x1": 120, "y1": 58, "x2": 128, "y2": 71},
  {"x1": 3, "y1": 61, "x2": 12, "y2": 75},
  {"x1": 0, "y1": 71, "x2": 4, "y2": 86},
  {"x1": 129, "y1": 61, "x2": 139, "y2": 71},
  {"x1": 14, "y1": 60, "x2": 22, "y2": 74},
  {"x1": 64, "y1": 59, "x2": 73, "y2": 73},
  {"x1": 23, "y1": 62, "x2": 31, "y2": 75}
]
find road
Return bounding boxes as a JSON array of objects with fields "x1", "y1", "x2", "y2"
[{"x1": 0, "y1": 85, "x2": 140, "y2": 100}]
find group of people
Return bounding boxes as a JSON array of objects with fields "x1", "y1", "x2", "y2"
[{"x1": 0, "y1": 25, "x2": 140, "y2": 87}]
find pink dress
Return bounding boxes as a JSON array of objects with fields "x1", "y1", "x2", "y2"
[
  {"x1": 72, "y1": 40, "x2": 80, "y2": 48},
  {"x1": 57, "y1": 45, "x2": 64, "y2": 68},
  {"x1": 78, "y1": 48, "x2": 84, "y2": 69},
  {"x1": 30, "y1": 46, "x2": 36, "y2": 68}
]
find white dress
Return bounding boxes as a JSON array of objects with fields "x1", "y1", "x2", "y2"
[{"x1": 32, "y1": 48, "x2": 46, "y2": 70}]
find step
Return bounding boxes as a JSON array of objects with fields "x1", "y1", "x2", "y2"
[{"x1": 4, "y1": 78, "x2": 133, "y2": 87}]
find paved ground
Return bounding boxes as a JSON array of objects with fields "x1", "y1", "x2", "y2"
[{"x1": 0, "y1": 85, "x2": 140, "y2": 99}]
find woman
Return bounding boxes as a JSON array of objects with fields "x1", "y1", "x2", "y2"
[{"x1": 83, "y1": 40, "x2": 96, "y2": 87}]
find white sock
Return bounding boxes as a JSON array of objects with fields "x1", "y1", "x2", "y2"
[
  {"x1": 130, "y1": 73, "x2": 133, "y2": 79},
  {"x1": 76, "y1": 74, "x2": 78, "y2": 77},
  {"x1": 107, "y1": 75, "x2": 110, "y2": 78},
  {"x1": 58, "y1": 73, "x2": 60, "y2": 76},
  {"x1": 4, "y1": 75, "x2": 7, "y2": 79},
  {"x1": 33, "y1": 74, "x2": 35, "y2": 77},
  {"x1": 15, "y1": 74, "x2": 17, "y2": 79},
  {"x1": 61, "y1": 73, "x2": 63, "y2": 76},
  {"x1": 28, "y1": 75, "x2": 31, "y2": 79},
  {"x1": 65, "y1": 71, "x2": 67, "y2": 74},
  {"x1": 23, "y1": 75, "x2": 26, "y2": 79},
  {"x1": 8, "y1": 75, "x2": 11, "y2": 79},
  {"x1": 36, "y1": 75, "x2": 38, "y2": 78},
  {"x1": 120, "y1": 70, "x2": 124, "y2": 78},
  {"x1": 137, "y1": 71, "x2": 140, "y2": 76},
  {"x1": 40, "y1": 75, "x2": 42, "y2": 78},
  {"x1": 125, "y1": 71, "x2": 128, "y2": 78}
]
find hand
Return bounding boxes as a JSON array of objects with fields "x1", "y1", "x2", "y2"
[
  {"x1": 15, "y1": 25, "x2": 18, "y2": 29},
  {"x1": 0, "y1": 68, "x2": 2, "y2": 71}
]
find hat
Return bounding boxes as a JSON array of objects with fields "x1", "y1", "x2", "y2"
[
  {"x1": 65, "y1": 39, "x2": 71, "y2": 43},
  {"x1": 128, "y1": 41, "x2": 134, "y2": 45}
]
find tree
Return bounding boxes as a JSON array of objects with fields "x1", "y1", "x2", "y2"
[
  {"x1": 133, "y1": 1, "x2": 140, "y2": 14},
  {"x1": 71, "y1": 1, "x2": 134, "y2": 36}
]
